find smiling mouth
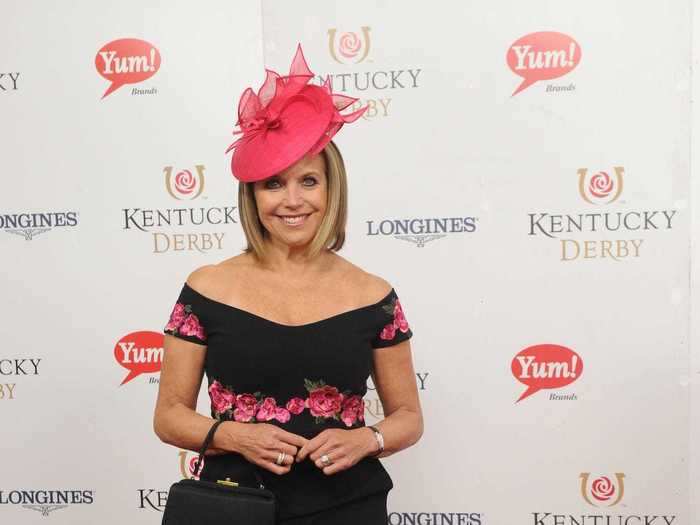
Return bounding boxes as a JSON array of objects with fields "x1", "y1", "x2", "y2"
[{"x1": 277, "y1": 214, "x2": 310, "y2": 226}]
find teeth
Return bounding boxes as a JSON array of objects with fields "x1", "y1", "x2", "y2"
[{"x1": 280, "y1": 214, "x2": 308, "y2": 225}]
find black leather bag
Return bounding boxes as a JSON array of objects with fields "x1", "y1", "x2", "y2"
[{"x1": 162, "y1": 420, "x2": 276, "y2": 524}]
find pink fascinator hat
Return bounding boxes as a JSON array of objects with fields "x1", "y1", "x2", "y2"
[{"x1": 225, "y1": 44, "x2": 368, "y2": 183}]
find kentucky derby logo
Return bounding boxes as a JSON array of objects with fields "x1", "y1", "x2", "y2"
[
  {"x1": 164, "y1": 165, "x2": 205, "y2": 200},
  {"x1": 580, "y1": 473, "x2": 625, "y2": 507},
  {"x1": 577, "y1": 167, "x2": 624, "y2": 205},
  {"x1": 178, "y1": 450, "x2": 203, "y2": 480},
  {"x1": 328, "y1": 27, "x2": 371, "y2": 64}
]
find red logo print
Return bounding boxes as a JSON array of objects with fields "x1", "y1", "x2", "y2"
[
  {"x1": 96, "y1": 38, "x2": 161, "y2": 98},
  {"x1": 511, "y1": 343, "x2": 583, "y2": 402},
  {"x1": 507, "y1": 32, "x2": 581, "y2": 96},
  {"x1": 114, "y1": 331, "x2": 164, "y2": 385}
]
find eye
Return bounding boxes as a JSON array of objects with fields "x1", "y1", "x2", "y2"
[
  {"x1": 302, "y1": 176, "x2": 318, "y2": 187},
  {"x1": 264, "y1": 178, "x2": 281, "y2": 189}
]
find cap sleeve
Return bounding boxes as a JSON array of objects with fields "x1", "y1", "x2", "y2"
[
  {"x1": 163, "y1": 283, "x2": 208, "y2": 346},
  {"x1": 371, "y1": 288, "x2": 413, "y2": 349}
]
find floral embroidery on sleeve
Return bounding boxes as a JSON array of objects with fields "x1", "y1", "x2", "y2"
[
  {"x1": 379, "y1": 297, "x2": 410, "y2": 341},
  {"x1": 208, "y1": 378, "x2": 365, "y2": 428},
  {"x1": 165, "y1": 302, "x2": 206, "y2": 342}
]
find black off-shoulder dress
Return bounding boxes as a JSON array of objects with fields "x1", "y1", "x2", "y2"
[{"x1": 163, "y1": 282, "x2": 413, "y2": 523}]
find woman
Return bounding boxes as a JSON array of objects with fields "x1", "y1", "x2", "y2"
[{"x1": 153, "y1": 44, "x2": 423, "y2": 524}]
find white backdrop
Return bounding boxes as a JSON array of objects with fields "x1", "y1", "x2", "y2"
[{"x1": 1, "y1": 1, "x2": 696, "y2": 524}]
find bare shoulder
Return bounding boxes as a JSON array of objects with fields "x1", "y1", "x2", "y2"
[
  {"x1": 185, "y1": 254, "x2": 253, "y2": 298},
  {"x1": 331, "y1": 254, "x2": 392, "y2": 304}
]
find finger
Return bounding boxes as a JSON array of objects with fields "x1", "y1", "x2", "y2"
[
  {"x1": 321, "y1": 458, "x2": 348, "y2": 476},
  {"x1": 275, "y1": 429, "x2": 308, "y2": 449},
  {"x1": 257, "y1": 458, "x2": 291, "y2": 476},
  {"x1": 297, "y1": 433, "x2": 328, "y2": 462},
  {"x1": 309, "y1": 441, "x2": 338, "y2": 463},
  {"x1": 266, "y1": 449, "x2": 295, "y2": 466},
  {"x1": 270, "y1": 442, "x2": 298, "y2": 458}
]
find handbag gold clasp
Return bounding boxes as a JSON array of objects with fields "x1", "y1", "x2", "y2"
[{"x1": 217, "y1": 477, "x2": 239, "y2": 487}]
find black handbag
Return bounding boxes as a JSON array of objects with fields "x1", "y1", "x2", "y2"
[{"x1": 162, "y1": 420, "x2": 276, "y2": 524}]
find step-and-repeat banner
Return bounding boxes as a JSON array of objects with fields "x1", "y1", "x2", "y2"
[{"x1": 1, "y1": 1, "x2": 697, "y2": 523}]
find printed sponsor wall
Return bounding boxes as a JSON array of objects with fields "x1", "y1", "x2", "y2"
[{"x1": 0, "y1": 0, "x2": 696, "y2": 524}]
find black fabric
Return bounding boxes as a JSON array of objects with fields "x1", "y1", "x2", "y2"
[
  {"x1": 163, "y1": 282, "x2": 413, "y2": 520},
  {"x1": 279, "y1": 490, "x2": 388, "y2": 525}
]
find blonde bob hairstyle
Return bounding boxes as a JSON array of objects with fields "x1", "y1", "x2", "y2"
[{"x1": 237, "y1": 140, "x2": 348, "y2": 261}]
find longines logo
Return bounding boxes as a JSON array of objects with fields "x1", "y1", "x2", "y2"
[
  {"x1": 531, "y1": 472, "x2": 677, "y2": 524},
  {"x1": 0, "y1": 358, "x2": 41, "y2": 400},
  {"x1": 121, "y1": 163, "x2": 235, "y2": 254},
  {"x1": 366, "y1": 216, "x2": 477, "y2": 247},
  {"x1": 314, "y1": 27, "x2": 422, "y2": 120},
  {"x1": 0, "y1": 72, "x2": 20, "y2": 91},
  {"x1": 388, "y1": 512, "x2": 483, "y2": 525},
  {"x1": 527, "y1": 167, "x2": 678, "y2": 261},
  {"x1": 328, "y1": 27, "x2": 371, "y2": 64},
  {"x1": 1, "y1": 211, "x2": 78, "y2": 240},
  {"x1": 0, "y1": 489, "x2": 94, "y2": 516}
]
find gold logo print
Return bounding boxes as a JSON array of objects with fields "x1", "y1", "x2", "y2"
[
  {"x1": 328, "y1": 27, "x2": 372, "y2": 64},
  {"x1": 577, "y1": 167, "x2": 624, "y2": 205},
  {"x1": 579, "y1": 472, "x2": 625, "y2": 507},
  {"x1": 178, "y1": 450, "x2": 202, "y2": 479},
  {"x1": 164, "y1": 165, "x2": 205, "y2": 200}
]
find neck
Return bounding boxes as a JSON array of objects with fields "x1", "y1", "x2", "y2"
[{"x1": 258, "y1": 239, "x2": 331, "y2": 278}]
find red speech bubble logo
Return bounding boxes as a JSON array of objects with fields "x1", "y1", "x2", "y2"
[
  {"x1": 114, "y1": 331, "x2": 164, "y2": 385},
  {"x1": 95, "y1": 38, "x2": 161, "y2": 98},
  {"x1": 507, "y1": 32, "x2": 581, "y2": 96},
  {"x1": 511, "y1": 343, "x2": 583, "y2": 402}
]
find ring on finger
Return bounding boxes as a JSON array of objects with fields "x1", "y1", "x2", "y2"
[
  {"x1": 320, "y1": 454, "x2": 332, "y2": 466},
  {"x1": 275, "y1": 452, "x2": 286, "y2": 466}
]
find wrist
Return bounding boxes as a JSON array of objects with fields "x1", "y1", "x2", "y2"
[
  {"x1": 365, "y1": 425, "x2": 384, "y2": 457},
  {"x1": 212, "y1": 421, "x2": 243, "y2": 454}
]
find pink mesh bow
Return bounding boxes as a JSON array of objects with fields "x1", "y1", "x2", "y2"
[{"x1": 225, "y1": 44, "x2": 368, "y2": 155}]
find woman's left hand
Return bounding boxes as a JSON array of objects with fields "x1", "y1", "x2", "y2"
[{"x1": 296, "y1": 427, "x2": 377, "y2": 475}]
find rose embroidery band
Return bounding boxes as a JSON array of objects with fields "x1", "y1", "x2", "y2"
[
  {"x1": 208, "y1": 379, "x2": 365, "y2": 428},
  {"x1": 379, "y1": 297, "x2": 410, "y2": 341},
  {"x1": 165, "y1": 302, "x2": 206, "y2": 342}
]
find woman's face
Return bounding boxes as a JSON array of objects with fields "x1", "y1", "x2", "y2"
[{"x1": 253, "y1": 152, "x2": 328, "y2": 250}]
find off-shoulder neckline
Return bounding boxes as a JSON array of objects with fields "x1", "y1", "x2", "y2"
[{"x1": 183, "y1": 282, "x2": 395, "y2": 329}]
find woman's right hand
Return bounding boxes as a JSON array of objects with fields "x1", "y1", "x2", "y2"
[{"x1": 218, "y1": 422, "x2": 308, "y2": 475}]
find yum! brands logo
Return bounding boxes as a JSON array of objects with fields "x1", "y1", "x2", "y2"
[
  {"x1": 511, "y1": 344, "x2": 582, "y2": 402},
  {"x1": 314, "y1": 27, "x2": 421, "y2": 121},
  {"x1": 114, "y1": 331, "x2": 164, "y2": 385},
  {"x1": 121, "y1": 163, "x2": 235, "y2": 254},
  {"x1": 165, "y1": 165, "x2": 205, "y2": 200},
  {"x1": 527, "y1": 167, "x2": 678, "y2": 262},
  {"x1": 96, "y1": 38, "x2": 161, "y2": 98},
  {"x1": 507, "y1": 31, "x2": 580, "y2": 96},
  {"x1": 328, "y1": 27, "x2": 371, "y2": 64}
]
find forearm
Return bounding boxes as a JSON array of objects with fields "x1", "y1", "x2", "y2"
[
  {"x1": 154, "y1": 403, "x2": 236, "y2": 456},
  {"x1": 372, "y1": 406, "x2": 423, "y2": 458}
]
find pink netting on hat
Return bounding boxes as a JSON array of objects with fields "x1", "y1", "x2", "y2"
[{"x1": 225, "y1": 44, "x2": 367, "y2": 158}]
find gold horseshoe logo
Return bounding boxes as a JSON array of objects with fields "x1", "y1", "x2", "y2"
[
  {"x1": 328, "y1": 27, "x2": 371, "y2": 64},
  {"x1": 577, "y1": 167, "x2": 624, "y2": 205}
]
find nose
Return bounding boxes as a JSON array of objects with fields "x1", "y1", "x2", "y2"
[{"x1": 283, "y1": 181, "x2": 304, "y2": 208}]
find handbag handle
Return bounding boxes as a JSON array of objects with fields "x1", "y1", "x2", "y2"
[{"x1": 191, "y1": 419, "x2": 267, "y2": 490}]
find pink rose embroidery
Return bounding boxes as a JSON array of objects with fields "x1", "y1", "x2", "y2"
[
  {"x1": 165, "y1": 303, "x2": 187, "y2": 332},
  {"x1": 179, "y1": 314, "x2": 206, "y2": 341},
  {"x1": 286, "y1": 397, "x2": 306, "y2": 415},
  {"x1": 234, "y1": 394, "x2": 258, "y2": 422},
  {"x1": 209, "y1": 381, "x2": 236, "y2": 414},
  {"x1": 340, "y1": 395, "x2": 365, "y2": 427},
  {"x1": 379, "y1": 298, "x2": 410, "y2": 341},
  {"x1": 256, "y1": 397, "x2": 278, "y2": 421},
  {"x1": 274, "y1": 407, "x2": 291, "y2": 423},
  {"x1": 306, "y1": 385, "x2": 344, "y2": 418}
]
